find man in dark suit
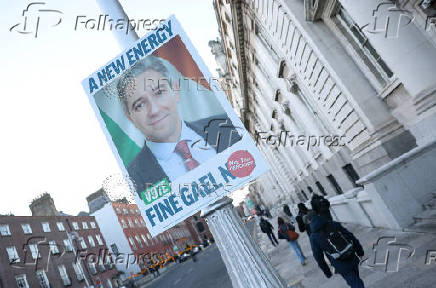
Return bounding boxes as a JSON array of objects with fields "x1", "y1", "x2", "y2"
[{"x1": 117, "y1": 56, "x2": 241, "y2": 194}]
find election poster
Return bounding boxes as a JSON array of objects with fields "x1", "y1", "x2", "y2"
[{"x1": 82, "y1": 15, "x2": 269, "y2": 236}]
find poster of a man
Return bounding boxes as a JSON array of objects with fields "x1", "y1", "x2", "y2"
[
  {"x1": 116, "y1": 55, "x2": 241, "y2": 193},
  {"x1": 83, "y1": 16, "x2": 268, "y2": 236}
]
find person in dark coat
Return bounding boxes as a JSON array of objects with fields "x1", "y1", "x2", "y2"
[
  {"x1": 295, "y1": 203, "x2": 314, "y2": 236},
  {"x1": 311, "y1": 194, "x2": 332, "y2": 221},
  {"x1": 259, "y1": 217, "x2": 278, "y2": 246},
  {"x1": 282, "y1": 204, "x2": 296, "y2": 223},
  {"x1": 277, "y1": 217, "x2": 307, "y2": 265},
  {"x1": 309, "y1": 210, "x2": 365, "y2": 287}
]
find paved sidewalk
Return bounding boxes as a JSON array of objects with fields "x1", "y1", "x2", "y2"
[{"x1": 252, "y1": 217, "x2": 436, "y2": 288}]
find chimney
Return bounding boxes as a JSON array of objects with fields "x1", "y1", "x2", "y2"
[
  {"x1": 87, "y1": 188, "x2": 111, "y2": 214},
  {"x1": 29, "y1": 193, "x2": 59, "y2": 216}
]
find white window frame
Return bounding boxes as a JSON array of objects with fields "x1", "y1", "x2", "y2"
[
  {"x1": 15, "y1": 274, "x2": 29, "y2": 288},
  {"x1": 49, "y1": 240, "x2": 60, "y2": 254},
  {"x1": 134, "y1": 219, "x2": 140, "y2": 227},
  {"x1": 95, "y1": 234, "x2": 104, "y2": 245},
  {"x1": 58, "y1": 264, "x2": 71, "y2": 286},
  {"x1": 141, "y1": 234, "x2": 148, "y2": 246},
  {"x1": 63, "y1": 239, "x2": 73, "y2": 252},
  {"x1": 56, "y1": 222, "x2": 65, "y2": 231},
  {"x1": 6, "y1": 246, "x2": 20, "y2": 263},
  {"x1": 1, "y1": 224, "x2": 11, "y2": 236},
  {"x1": 135, "y1": 235, "x2": 144, "y2": 248},
  {"x1": 21, "y1": 223, "x2": 32, "y2": 234},
  {"x1": 29, "y1": 244, "x2": 40, "y2": 259},
  {"x1": 128, "y1": 218, "x2": 134, "y2": 228},
  {"x1": 79, "y1": 238, "x2": 87, "y2": 249},
  {"x1": 121, "y1": 219, "x2": 127, "y2": 228},
  {"x1": 116, "y1": 208, "x2": 122, "y2": 214},
  {"x1": 41, "y1": 222, "x2": 51, "y2": 233},
  {"x1": 90, "y1": 221, "x2": 96, "y2": 229},
  {"x1": 36, "y1": 270, "x2": 50, "y2": 288},
  {"x1": 88, "y1": 262, "x2": 98, "y2": 275},
  {"x1": 106, "y1": 278, "x2": 113, "y2": 288},
  {"x1": 72, "y1": 222, "x2": 79, "y2": 230},
  {"x1": 129, "y1": 237, "x2": 137, "y2": 250},
  {"x1": 72, "y1": 262, "x2": 85, "y2": 281},
  {"x1": 82, "y1": 222, "x2": 88, "y2": 229},
  {"x1": 123, "y1": 208, "x2": 128, "y2": 215},
  {"x1": 88, "y1": 235, "x2": 96, "y2": 247}
]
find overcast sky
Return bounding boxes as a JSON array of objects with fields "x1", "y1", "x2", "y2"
[{"x1": 0, "y1": 0, "x2": 224, "y2": 216}]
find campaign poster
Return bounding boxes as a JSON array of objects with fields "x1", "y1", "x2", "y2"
[{"x1": 82, "y1": 16, "x2": 269, "y2": 236}]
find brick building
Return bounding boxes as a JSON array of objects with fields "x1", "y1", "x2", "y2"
[
  {"x1": 0, "y1": 215, "x2": 118, "y2": 288},
  {"x1": 89, "y1": 192, "x2": 194, "y2": 280}
]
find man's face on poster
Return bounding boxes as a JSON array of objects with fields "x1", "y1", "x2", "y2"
[{"x1": 126, "y1": 69, "x2": 181, "y2": 143}]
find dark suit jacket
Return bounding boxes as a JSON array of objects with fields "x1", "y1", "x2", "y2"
[{"x1": 127, "y1": 114, "x2": 242, "y2": 193}]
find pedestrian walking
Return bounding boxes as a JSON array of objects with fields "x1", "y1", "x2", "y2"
[
  {"x1": 296, "y1": 203, "x2": 314, "y2": 236},
  {"x1": 259, "y1": 217, "x2": 279, "y2": 246},
  {"x1": 311, "y1": 194, "x2": 332, "y2": 221},
  {"x1": 309, "y1": 198, "x2": 365, "y2": 288},
  {"x1": 277, "y1": 217, "x2": 307, "y2": 265},
  {"x1": 282, "y1": 204, "x2": 297, "y2": 223}
]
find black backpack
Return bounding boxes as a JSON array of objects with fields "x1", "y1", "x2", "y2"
[{"x1": 323, "y1": 222, "x2": 354, "y2": 260}]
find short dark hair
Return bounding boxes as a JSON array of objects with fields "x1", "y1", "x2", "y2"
[
  {"x1": 277, "y1": 217, "x2": 285, "y2": 225},
  {"x1": 116, "y1": 56, "x2": 174, "y2": 115}
]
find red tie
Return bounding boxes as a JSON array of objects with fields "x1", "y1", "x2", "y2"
[{"x1": 174, "y1": 140, "x2": 200, "y2": 171}]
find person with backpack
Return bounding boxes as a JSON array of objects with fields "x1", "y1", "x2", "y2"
[
  {"x1": 295, "y1": 203, "x2": 314, "y2": 236},
  {"x1": 312, "y1": 194, "x2": 332, "y2": 221},
  {"x1": 277, "y1": 217, "x2": 307, "y2": 265},
  {"x1": 309, "y1": 198, "x2": 365, "y2": 288},
  {"x1": 259, "y1": 217, "x2": 279, "y2": 246}
]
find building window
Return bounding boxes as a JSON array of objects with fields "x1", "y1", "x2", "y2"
[
  {"x1": 88, "y1": 235, "x2": 96, "y2": 247},
  {"x1": 22, "y1": 223, "x2": 32, "y2": 234},
  {"x1": 129, "y1": 237, "x2": 137, "y2": 250},
  {"x1": 342, "y1": 163, "x2": 362, "y2": 187},
  {"x1": 82, "y1": 222, "x2": 88, "y2": 229},
  {"x1": 116, "y1": 208, "x2": 122, "y2": 214},
  {"x1": 135, "y1": 235, "x2": 144, "y2": 248},
  {"x1": 332, "y1": 4, "x2": 394, "y2": 87},
  {"x1": 49, "y1": 240, "x2": 59, "y2": 254},
  {"x1": 90, "y1": 221, "x2": 96, "y2": 229},
  {"x1": 141, "y1": 234, "x2": 148, "y2": 246},
  {"x1": 327, "y1": 174, "x2": 343, "y2": 195},
  {"x1": 88, "y1": 262, "x2": 98, "y2": 275},
  {"x1": 29, "y1": 244, "x2": 40, "y2": 259},
  {"x1": 315, "y1": 181, "x2": 327, "y2": 196},
  {"x1": 95, "y1": 234, "x2": 104, "y2": 245},
  {"x1": 136, "y1": 209, "x2": 140, "y2": 215},
  {"x1": 41, "y1": 222, "x2": 51, "y2": 232},
  {"x1": 72, "y1": 222, "x2": 79, "y2": 230},
  {"x1": 130, "y1": 209, "x2": 135, "y2": 214},
  {"x1": 36, "y1": 270, "x2": 50, "y2": 288},
  {"x1": 6, "y1": 246, "x2": 20, "y2": 263},
  {"x1": 128, "y1": 218, "x2": 134, "y2": 228},
  {"x1": 56, "y1": 222, "x2": 65, "y2": 231},
  {"x1": 79, "y1": 238, "x2": 87, "y2": 249},
  {"x1": 301, "y1": 190, "x2": 309, "y2": 201},
  {"x1": 121, "y1": 219, "x2": 128, "y2": 228},
  {"x1": 63, "y1": 239, "x2": 73, "y2": 252},
  {"x1": 106, "y1": 279, "x2": 113, "y2": 288},
  {"x1": 134, "y1": 219, "x2": 140, "y2": 227},
  {"x1": 58, "y1": 265, "x2": 71, "y2": 286},
  {"x1": 123, "y1": 208, "x2": 129, "y2": 215},
  {"x1": 0, "y1": 224, "x2": 11, "y2": 236},
  {"x1": 15, "y1": 274, "x2": 29, "y2": 288},
  {"x1": 72, "y1": 262, "x2": 85, "y2": 281},
  {"x1": 307, "y1": 186, "x2": 314, "y2": 194},
  {"x1": 99, "y1": 261, "x2": 106, "y2": 272}
]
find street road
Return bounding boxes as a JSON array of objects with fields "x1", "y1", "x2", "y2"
[{"x1": 143, "y1": 244, "x2": 232, "y2": 288}]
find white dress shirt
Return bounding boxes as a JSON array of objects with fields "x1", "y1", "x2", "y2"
[{"x1": 146, "y1": 121, "x2": 217, "y2": 181}]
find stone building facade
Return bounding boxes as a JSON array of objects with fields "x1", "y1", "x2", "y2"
[{"x1": 213, "y1": 0, "x2": 436, "y2": 230}]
